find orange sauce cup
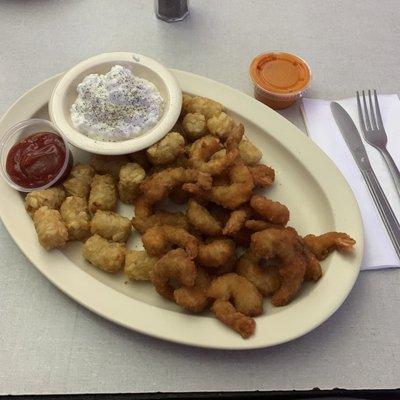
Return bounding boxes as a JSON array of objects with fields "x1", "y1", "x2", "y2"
[{"x1": 249, "y1": 51, "x2": 311, "y2": 110}]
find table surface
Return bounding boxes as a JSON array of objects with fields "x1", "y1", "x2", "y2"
[{"x1": 1, "y1": 0, "x2": 399, "y2": 395}]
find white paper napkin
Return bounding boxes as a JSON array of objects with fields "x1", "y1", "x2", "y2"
[{"x1": 300, "y1": 95, "x2": 400, "y2": 270}]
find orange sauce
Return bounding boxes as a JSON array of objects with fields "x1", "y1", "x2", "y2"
[{"x1": 250, "y1": 52, "x2": 311, "y2": 109}]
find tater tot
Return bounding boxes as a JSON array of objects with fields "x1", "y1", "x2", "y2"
[
  {"x1": 118, "y1": 163, "x2": 146, "y2": 204},
  {"x1": 90, "y1": 210, "x2": 132, "y2": 242},
  {"x1": 239, "y1": 139, "x2": 262, "y2": 165},
  {"x1": 90, "y1": 154, "x2": 130, "y2": 179},
  {"x1": 88, "y1": 174, "x2": 117, "y2": 214},
  {"x1": 33, "y1": 206, "x2": 68, "y2": 250},
  {"x1": 63, "y1": 164, "x2": 95, "y2": 199},
  {"x1": 182, "y1": 113, "x2": 208, "y2": 141},
  {"x1": 83, "y1": 234, "x2": 125, "y2": 273},
  {"x1": 60, "y1": 196, "x2": 90, "y2": 241},
  {"x1": 181, "y1": 93, "x2": 193, "y2": 115},
  {"x1": 124, "y1": 250, "x2": 158, "y2": 281},
  {"x1": 207, "y1": 112, "x2": 235, "y2": 140},
  {"x1": 186, "y1": 96, "x2": 223, "y2": 119},
  {"x1": 25, "y1": 186, "x2": 65, "y2": 217},
  {"x1": 146, "y1": 132, "x2": 185, "y2": 165}
]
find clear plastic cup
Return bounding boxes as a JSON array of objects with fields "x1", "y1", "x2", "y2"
[
  {"x1": 0, "y1": 118, "x2": 73, "y2": 192},
  {"x1": 249, "y1": 51, "x2": 312, "y2": 110}
]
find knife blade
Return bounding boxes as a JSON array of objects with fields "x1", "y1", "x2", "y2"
[
  {"x1": 330, "y1": 101, "x2": 400, "y2": 258},
  {"x1": 330, "y1": 102, "x2": 372, "y2": 171}
]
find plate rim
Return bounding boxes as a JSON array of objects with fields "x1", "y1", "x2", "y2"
[{"x1": 0, "y1": 70, "x2": 364, "y2": 350}]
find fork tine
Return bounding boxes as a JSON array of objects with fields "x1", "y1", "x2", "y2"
[
  {"x1": 368, "y1": 90, "x2": 377, "y2": 130},
  {"x1": 373, "y1": 89, "x2": 384, "y2": 129},
  {"x1": 362, "y1": 90, "x2": 372, "y2": 131},
  {"x1": 356, "y1": 91, "x2": 367, "y2": 133}
]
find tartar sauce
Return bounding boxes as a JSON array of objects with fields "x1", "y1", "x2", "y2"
[{"x1": 70, "y1": 65, "x2": 164, "y2": 141}]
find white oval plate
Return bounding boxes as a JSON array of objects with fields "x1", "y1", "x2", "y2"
[{"x1": 0, "y1": 70, "x2": 363, "y2": 350}]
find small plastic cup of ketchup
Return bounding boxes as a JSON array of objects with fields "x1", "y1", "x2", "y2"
[
  {"x1": 0, "y1": 119, "x2": 73, "y2": 192},
  {"x1": 249, "y1": 51, "x2": 311, "y2": 110}
]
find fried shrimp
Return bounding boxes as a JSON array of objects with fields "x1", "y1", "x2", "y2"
[
  {"x1": 208, "y1": 273, "x2": 263, "y2": 315},
  {"x1": 132, "y1": 197, "x2": 188, "y2": 234},
  {"x1": 251, "y1": 228, "x2": 307, "y2": 306},
  {"x1": 183, "y1": 164, "x2": 255, "y2": 210},
  {"x1": 186, "y1": 199, "x2": 222, "y2": 236},
  {"x1": 236, "y1": 251, "x2": 281, "y2": 296},
  {"x1": 185, "y1": 96, "x2": 223, "y2": 119},
  {"x1": 142, "y1": 225, "x2": 199, "y2": 259},
  {"x1": 174, "y1": 267, "x2": 211, "y2": 313},
  {"x1": 245, "y1": 219, "x2": 279, "y2": 232},
  {"x1": 150, "y1": 248, "x2": 196, "y2": 300},
  {"x1": 211, "y1": 299, "x2": 256, "y2": 339},
  {"x1": 188, "y1": 135, "x2": 238, "y2": 176},
  {"x1": 140, "y1": 167, "x2": 212, "y2": 205},
  {"x1": 197, "y1": 238, "x2": 236, "y2": 274},
  {"x1": 303, "y1": 232, "x2": 356, "y2": 260},
  {"x1": 303, "y1": 247, "x2": 323, "y2": 281},
  {"x1": 223, "y1": 207, "x2": 252, "y2": 235},
  {"x1": 146, "y1": 132, "x2": 185, "y2": 165},
  {"x1": 248, "y1": 164, "x2": 275, "y2": 187},
  {"x1": 250, "y1": 195, "x2": 290, "y2": 226}
]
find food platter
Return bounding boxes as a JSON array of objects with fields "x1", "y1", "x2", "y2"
[{"x1": 0, "y1": 70, "x2": 363, "y2": 349}]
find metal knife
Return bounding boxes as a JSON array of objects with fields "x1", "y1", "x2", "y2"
[{"x1": 331, "y1": 101, "x2": 400, "y2": 258}]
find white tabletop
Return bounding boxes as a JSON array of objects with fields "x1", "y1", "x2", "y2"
[{"x1": 0, "y1": 0, "x2": 399, "y2": 394}]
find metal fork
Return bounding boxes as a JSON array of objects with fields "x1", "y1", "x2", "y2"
[{"x1": 356, "y1": 90, "x2": 400, "y2": 197}]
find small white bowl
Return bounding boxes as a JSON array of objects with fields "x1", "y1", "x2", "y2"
[{"x1": 49, "y1": 52, "x2": 182, "y2": 155}]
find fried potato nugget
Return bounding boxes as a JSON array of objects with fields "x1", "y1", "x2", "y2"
[
  {"x1": 182, "y1": 113, "x2": 208, "y2": 141},
  {"x1": 197, "y1": 238, "x2": 236, "y2": 274},
  {"x1": 83, "y1": 234, "x2": 125, "y2": 273},
  {"x1": 186, "y1": 199, "x2": 222, "y2": 236},
  {"x1": 151, "y1": 248, "x2": 196, "y2": 300},
  {"x1": 146, "y1": 132, "x2": 185, "y2": 165},
  {"x1": 60, "y1": 196, "x2": 90, "y2": 241},
  {"x1": 206, "y1": 112, "x2": 235, "y2": 140},
  {"x1": 63, "y1": 164, "x2": 95, "y2": 199},
  {"x1": 142, "y1": 225, "x2": 199, "y2": 259},
  {"x1": 250, "y1": 195, "x2": 289, "y2": 226},
  {"x1": 88, "y1": 174, "x2": 117, "y2": 214},
  {"x1": 181, "y1": 93, "x2": 193, "y2": 115},
  {"x1": 90, "y1": 154, "x2": 130, "y2": 179},
  {"x1": 33, "y1": 206, "x2": 68, "y2": 250},
  {"x1": 236, "y1": 250, "x2": 281, "y2": 296},
  {"x1": 90, "y1": 210, "x2": 131, "y2": 242},
  {"x1": 118, "y1": 163, "x2": 146, "y2": 204},
  {"x1": 25, "y1": 186, "x2": 65, "y2": 217},
  {"x1": 303, "y1": 232, "x2": 356, "y2": 260},
  {"x1": 238, "y1": 138, "x2": 262, "y2": 165},
  {"x1": 124, "y1": 250, "x2": 158, "y2": 281},
  {"x1": 185, "y1": 96, "x2": 223, "y2": 119},
  {"x1": 174, "y1": 267, "x2": 211, "y2": 313}
]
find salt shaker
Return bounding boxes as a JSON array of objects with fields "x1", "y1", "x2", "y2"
[{"x1": 155, "y1": 0, "x2": 189, "y2": 22}]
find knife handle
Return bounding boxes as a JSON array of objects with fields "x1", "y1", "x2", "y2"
[{"x1": 362, "y1": 169, "x2": 400, "y2": 258}]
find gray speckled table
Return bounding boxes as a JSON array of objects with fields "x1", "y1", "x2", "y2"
[{"x1": 0, "y1": 0, "x2": 399, "y2": 395}]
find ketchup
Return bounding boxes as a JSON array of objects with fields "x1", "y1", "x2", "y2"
[{"x1": 6, "y1": 132, "x2": 71, "y2": 189}]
